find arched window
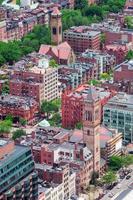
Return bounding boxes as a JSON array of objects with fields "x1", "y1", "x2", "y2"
[
  {"x1": 52, "y1": 27, "x2": 56, "y2": 35},
  {"x1": 85, "y1": 111, "x2": 92, "y2": 121}
]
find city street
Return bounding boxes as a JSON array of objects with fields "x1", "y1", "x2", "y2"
[{"x1": 101, "y1": 169, "x2": 133, "y2": 200}]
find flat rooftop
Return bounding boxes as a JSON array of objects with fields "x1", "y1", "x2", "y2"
[
  {"x1": 104, "y1": 92, "x2": 133, "y2": 111},
  {"x1": 0, "y1": 95, "x2": 37, "y2": 110},
  {"x1": 0, "y1": 140, "x2": 8, "y2": 147},
  {"x1": 64, "y1": 26, "x2": 100, "y2": 36},
  {"x1": 67, "y1": 85, "x2": 111, "y2": 101},
  {"x1": 0, "y1": 145, "x2": 30, "y2": 167}
]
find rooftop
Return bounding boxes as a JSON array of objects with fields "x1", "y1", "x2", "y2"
[
  {"x1": 0, "y1": 95, "x2": 37, "y2": 110},
  {"x1": 0, "y1": 140, "x2": 7, "y2": 147},
  {"x1": 104, "y1": 92, "x2": 133, "y2": 111},
  {"x1": 67, "y1": 85, "x2": 112, "y2": 102},
  {"x1": 0, "y1": 144, "x2": 30, "y2": 167},
  {"x1": 64, "y1": 26, "x2": 100, "y2": 37}
]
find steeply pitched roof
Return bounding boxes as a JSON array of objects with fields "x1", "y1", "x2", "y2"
[
  {"x1": 86, "y1": 86, "x2": 99, "y2": 102},
  {"x1": 39, "y1": 42, "x2": 72, "y2": 60}
]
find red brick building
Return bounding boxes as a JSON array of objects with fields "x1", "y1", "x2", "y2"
[
  {"x1": 104, "y1": 30, "x2": 133, "y2": 45},
  {"x1": 125, "y1": 0, "x2": 133, "y2": 9},
  {"x1": 114, "y1": 60, "x2": 133, "y2": 82},
  {"x1": 63, "y1": 26, "x2": 101, "y2": 54},
  {"x1": 9, "y1": 55, "x2": 59, "y2": 103},
  {"x1": 0, "y1": 5, "x2": 49, "y2": 41},
  {"x1": 105, "y1": 43, "x2": 130, "y2": 64},
  {"x1": 17, "y1": 126, "x2": 94, "y2": 194},
  {"x1": 62, "y1": 85, "x2": 116, "y2": 128},
  {"x1": 0, "y1": 95, "x2": 38, "y2": 122}
]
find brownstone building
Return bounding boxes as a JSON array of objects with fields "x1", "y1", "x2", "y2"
[
  {"x1": 0, "y1": 95, "x2": 38, "y2": 121},
  {"x1": 114, "y1": 60, "x2": 133, "y2": 82},
  {"x1": 104, "y1": 30, "x2": 133, "y2": 45},
  {"x1": 105, "y1": 43, "x2": 129, "y2": 64}
]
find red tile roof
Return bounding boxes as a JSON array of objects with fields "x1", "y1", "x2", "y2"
[{"x1": 39, "y1": 42, "x2": 72, "y2": 60}]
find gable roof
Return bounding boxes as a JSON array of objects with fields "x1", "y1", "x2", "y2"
[{"x1": 39, "y1": 42, "x2": 72, "y2": 60}]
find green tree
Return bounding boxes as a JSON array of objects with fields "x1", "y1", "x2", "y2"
[
  {"x1": 122, "y1": 155, "x2": 133, "y2": 167},
  {"x1": 3, "y1": 41, "x2": 22, "y2": 64},
  {"x1": 125, "y1": 50, "x2": 133, "y2": 60},
  {"x1": 5, "y1": 115, "x2": 13, "y2": 122},
  {"x1": 0, "y1": 0, "x2": 4, "y2": 4},
  {"x1": 75, "y1": 122, "x2": 83, "y2": 129},
  {"x1": 2, "y1": 81, "x2": 9, "y2": 94},
  {"x1": 49, "y1": 59, "x2": 58, "y2": 68},
  {"x1": 12, "y1": 129, "x2": 26, "y2": 140},
  {"x1": 89, "y1": 79, "x2": 101, "y2": 86},
  {"x1": 16, "y1": 0, "x2": 20, "y2": 5},
  {"x1": 0, "y1": 55, "x2": 5, "y2": 66},
  {"x1": 62, "y1": 9, "x2": 90, "y2": 31},
  {"x1": 84, "y1": 5, "x2": 104, "y2": 19},
  {"x1": 41, "y1": 101, "x2": 53, "y2": 118},
  {"x1": 125, "y1": 16, "x2": 133, "y2": 29},
  {"x1": 109, "y1": 156, "x2": 123, "y2": 171},
  {"x1": 20, "y1": 118, "x2": 27, "y2": 126},
  {"x1": 100, "y1": 73, "x2": 110, "y2": 80},
  {"x1": 0, "y1": 119, "x2": 12, "y2": 134},
  {"x1": 75, "y1": 0, "x2": 88, "y2": 10},
  {"x1": 102, "y1": 171, "x2": 117, "y2": 185},
  {"x1": 50, "y1": 113, "x2": 61, "y2": 126}
]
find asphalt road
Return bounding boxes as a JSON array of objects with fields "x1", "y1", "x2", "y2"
[{"x1": 101, "y1": 169, "x2": 133, "y2": 200}]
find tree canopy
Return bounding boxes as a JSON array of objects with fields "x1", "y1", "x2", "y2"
[
  {"x1": 49, "y1": 59, "x2": 58, "y2": 68},
  {"x1": 102, "y1": 171, "x2": 117, "y2": 185},
  {"x1": 109, "y1": 155, "x2": 133, "y2": 171},
  {"x1": 62, "y1": 9, "x2": 91, "y2": 31},
  {"x1": 125, "y1": 16, "x2": 133, "y2": 29},
  {"x1": 74, "y1": 0, "x2": 88, "y2": 10},
  {"x1": 41, "y1": 99, "x2": 60, "y2": 118},
  {"x1": 125, "y1": 50, "x2": 133, "y2": 60},
  {"x1": 12, "y1": 129, "x2": 26, "y2": 140},
  {"x1": 0, "y1": 119, "x2": 12, "y2": 134},
  {"x1": 0, "y1": 25, "x2": 51, "y2": 66}
]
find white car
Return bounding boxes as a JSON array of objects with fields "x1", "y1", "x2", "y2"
[{"x1": 117, "y1": 184, "x2": 121, "y2": 189}]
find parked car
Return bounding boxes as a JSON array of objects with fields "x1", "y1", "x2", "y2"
[
  {"x1": 126, "y1": 175, "x2": 131, "y2": 180},
  {"x1": 108, "y1": 193, "x2": 114, "y2": 198}
]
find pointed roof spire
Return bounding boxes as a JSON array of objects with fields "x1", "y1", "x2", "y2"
[
  {"x1": 51, "y1": 7, "x2": 61, "y2": 16},
  {"x1": 86, "y1": 86, "x2": 99, "y2": 102}
]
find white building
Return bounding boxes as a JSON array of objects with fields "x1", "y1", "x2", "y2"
[{"x1": 81, "y1": 49, "x2": 116, "y2": 74}]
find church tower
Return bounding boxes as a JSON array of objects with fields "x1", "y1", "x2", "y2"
[
  {"x1": 83, "y1": 87, "x2": 101, "y2": 173},
  {"x1": 50, "y1": 7, "x2": 62, "y2": 45}
]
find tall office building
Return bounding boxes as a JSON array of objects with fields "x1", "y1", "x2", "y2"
[
  {"x1": 0, "y1": 139, "x2": 38, "y2": 200},
  {"x1": 103, "y1": 92, "x2": 133, "y2": 143}
]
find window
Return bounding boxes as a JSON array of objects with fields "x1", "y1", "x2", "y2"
[
  {"x1": 87, "y1": 130, "x2": 90, "y2": 136},
  {"x1": 52, "y1": 27, "x2": 56, "y2": 35},
  {"x1": 59, "y1": 26, "x2": 61, "y2": 34}
]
